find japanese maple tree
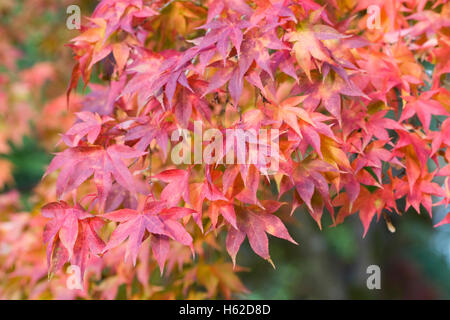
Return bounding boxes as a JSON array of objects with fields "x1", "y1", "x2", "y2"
[{"x1": 1, "y1": 0, "x2": 449, "y2": 299}]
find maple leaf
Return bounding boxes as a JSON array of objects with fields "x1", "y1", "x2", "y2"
[
  {"x1": 394, "y1": 173, "x2": 445, "y2": 217},
  {"x1": 250, "y1": 0, "x2": 297, "y2": 27},
  {"x1": 67, "y1": 1, "x2": 159, "y2": 95},
  {"x1": 235, "y1": 165, "x2": 261, "y2": 205},
  {"x1": 189, "y1": 176, "x2": 229, "y2": 232},
  {"x1": 400, "y1": 93, "x2": 449, "y2": 131},
  {"x1": 42, "y1": 201, "x2": 105, "y2": 279},
  {"x1": 303, "y1": 74, "x2": 369, "y2": 124},
  {"x1": 207, "y1": 201, "x2": 238, "y2": 230},
  {"x1": 64, "y1": 111, "x2": 114, "y2": 146},
  {"x1": 271, "y1": 95, "x2": 314, "y2": 136},
  {"x1": 435, "y1": 212, "x2": 450, "y2": 228},
  {"x1": 102, "y1": 200, "x2": 194, "y2": 266},
  {"x1": 226, "y1": 205, "x2": 297, "y2": 267},
  {"x1": 393, "y1": 130, "x2": 431, "y2": 194},
  {"x1": 151, "y1": 234, "x2": 170, "y2": 275},
  {"x1": 240, "y1": 29, "x2": 289, "y2": 79},
  {"x1": 280, "y1": 158, "x2": 336, "y2": 228},
  {"x1": 286, "y1": 27, "x2": 334, "y2": 81},
  {"x1": 351, "y1": 151, "x2": 389, "y2": 191},
  {"x1": 72, "y1": 217, "x2": 106, "y2": 279},
  {"x1": 122, "y1": 50, "x2": 198, "y2": 108},
  {"x1": 153, "y1": 169, "x2": 191, "y2": 207},
  {"x1": 173, "y1": 81, "x2": 212, "y2": 127},
  {"x1": 200, "y1": 25, "x2": 287, "y2": 106},
  {"x1": 196, "y1": 15, "x2": 251, "y2": 58},
  {"x1": 205, "y1": 0, "x2": 253, "y2": 24},
  {"x1": 122, "y1": 115, "x2": 171, "y2": 160},
  {"x1": 362, "y1": 110, "x2": 403, "y2": 142},
  {"x1": 333, "y1": 188, "x2": 387, "y2": 237},
  {"x1": 430, "y1": 117, "x2": 450, "y2": 155},
  {"x1": 44, "y1": 145, "x2": 146, "y2": 209}
]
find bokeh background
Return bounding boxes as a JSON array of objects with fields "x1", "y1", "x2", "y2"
[{"x1": 1, "y1": 0, "x2": 449, "y2": 299}]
